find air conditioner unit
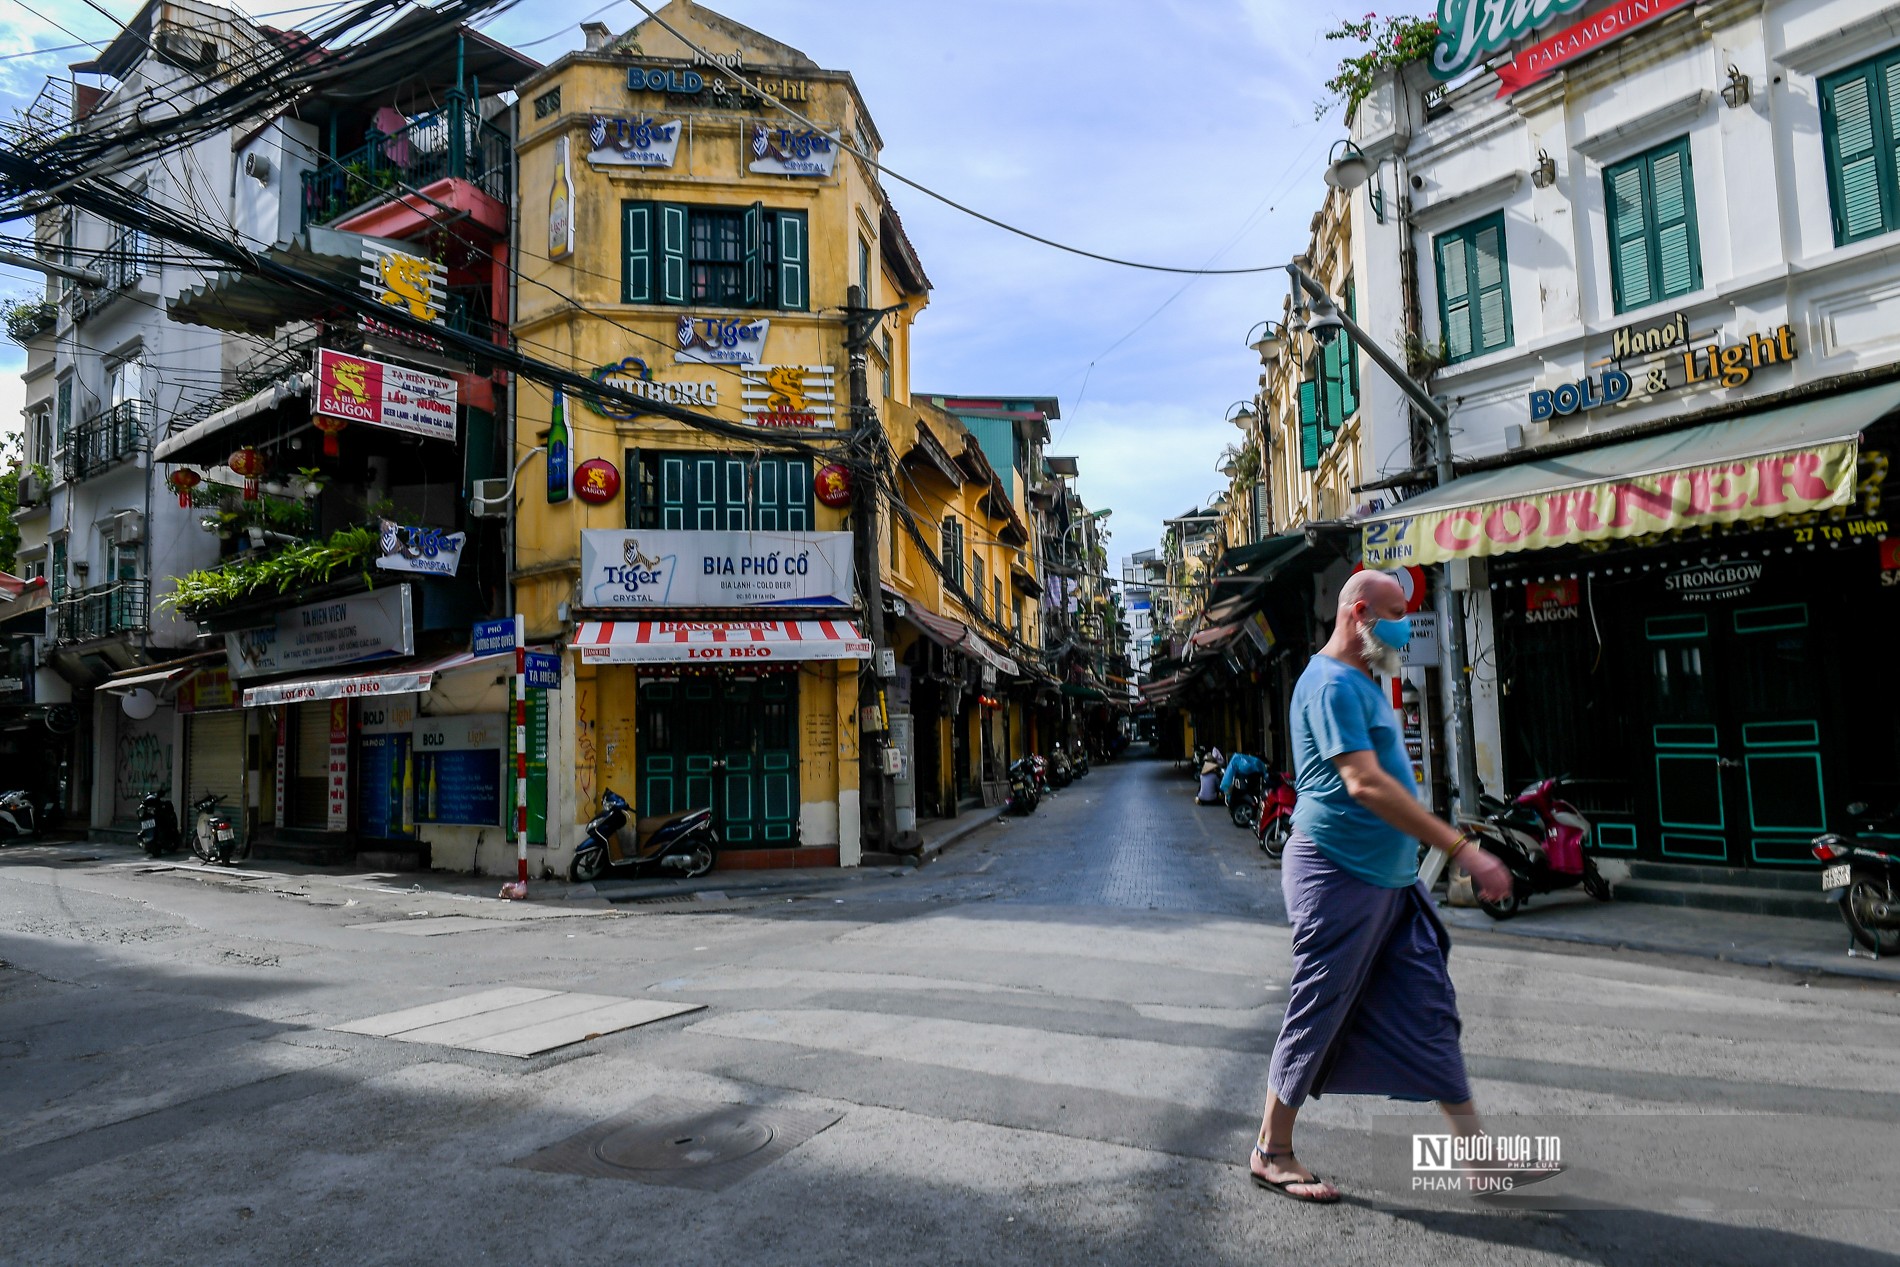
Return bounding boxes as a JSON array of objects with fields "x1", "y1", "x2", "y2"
[
  {"x1": 469, "y1": 478, "x2": 511, "y2": 518},
  {"x1": 111, "y1": 510, "x2": 143, "y2": 543}
]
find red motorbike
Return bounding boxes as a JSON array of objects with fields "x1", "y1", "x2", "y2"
[
  {"x1": 1465, "y1": 776, "x2": 1610, "y2": 919},
  {"x1": 1254, "y1": 771, "x2": 1297, "y2": 859}
]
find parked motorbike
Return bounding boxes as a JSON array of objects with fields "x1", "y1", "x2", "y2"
[
  {"x1": 1812, "y1": 803, "x2": 1900, "y2": 956},
  {"x1": 1071, "y1": 743, "x2": 1090, "y2": 778},
  {"x1": 1464, "y1": 777, "x2": 1609, "y2": 918},
  {"x1": 1254, "y1": 770, "x2": 1297, "y2": 859},
  {"x1": 1226, "y1": 770, "x2": 1264, "y2": 830},
  {"x1": 569, "y1": 789, "x2": 719, "y2": 883},
  {"x1": 137, "y1": 789, "x2": 181, "y2": 857},
  {"x1": 187, "y1": 792, "x2": 245, "y2": 865},
  {"x1": 0, "y1": 789, "x2": 41, "y2": 842},
  {"x1": 1047, "y1": 750, "x2": 1073, "y2": 788},
  {"x1": 1006, "y1": 758, "x2": 1040, "y2": 815}
]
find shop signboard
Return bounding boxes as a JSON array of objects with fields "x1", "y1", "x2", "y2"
[
  {"x1": 376, "y1": 519, "x2": 465, "y2": 578},
  {"x1": 675, "y1": 315, "x2": 769, "y2": 365},
  {"x1": 740, "y1": 364, "x2": 837, "y2": 428},
  {"x1": 585, "y1": 355, "x2": 721, "y2": 419},
  {"x1": 1398, "y1": 611, "x2": 1441, "y2": 669},
  {"x1": 1363, "y1": 441, "x2": 1859, "y2": 567},
  {"x1": 176, "y1": 665, "x2": 234, "y2": 713},
  {"x1": 587, "y1": 115, "x2": 683, "y2": 167},
  {"x1": 1487, "y1": 0, "x2": 1693, "y2": 96},
  {"x1": 226, "y1": 586, "x2": 414, "y2": 678},
  {"x1": 748, "y1": 123, "x2": 840, "y2": 177},
  {"x1": 314, "y1": 348, "x2": 458, "y2": 443},
  {"x1": 413, "y1": 714, "x2": 506, "y2": 827},
  {"x1": 579, "y1": 529, "x2": 855, "y2": 608},
  {"x1": 327, "y1": 700, "x2": 349, "y2": 830},
  {"x1": 359, "y1": 241, "x2": 446, "y2": 324}
]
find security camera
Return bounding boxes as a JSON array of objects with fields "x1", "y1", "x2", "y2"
[{"x1": 1306, "y1": 297, "x2": 1345, "y2": 346}]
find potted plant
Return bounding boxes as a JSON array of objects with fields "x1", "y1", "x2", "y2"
[{"x1": 291, "y1": 466, "x2": 327, "y2": 500}]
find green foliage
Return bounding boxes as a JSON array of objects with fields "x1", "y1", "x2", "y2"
[
  {"x1": 1317, "y1": 11, "x2": 1441, "y2": 120},
  {"x1": 3, "y1": 297, "x2": 58, "y2": 343},
  {"x1": 161, "y1": 524, "x2": 380, "y2": 617},
  {"x1": 0, "y1": 437, "x2": 21, "y2": 574}
]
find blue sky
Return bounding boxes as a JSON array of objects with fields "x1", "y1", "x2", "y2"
[{"x1": 0, "y1": 0, "x2": 1371, "y2": 561}]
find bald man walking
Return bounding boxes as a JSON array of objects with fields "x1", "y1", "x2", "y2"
[{"x1": 1249, "y1": 570, "x2": 1515, "y2": 1203}]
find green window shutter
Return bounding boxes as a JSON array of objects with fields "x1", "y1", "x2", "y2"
[
  {"x1": 1649, "y1": 141, "x2": 1701, "y2": 299},
  {"x1": 1339, "y1": 281, "x2": 1359, "y2": 418},
  {"x1": 622, "y1": 202, "x2": 653, "y2": 303},
  {"x1": 752, "y1": 459, "x2": 813, "y2": 531},
  {"x1": 624, "y1": 447, "x2": 642, "y2": 528},
  {"x1": 743, "y1": 202, "x2": 765, "y2": 307},
  {"x1": 659, "y1": 455, "x2": 690, "y2": 529},
  {"x1": 1317, "y1": 345, "x2": 1342, "y2": 448},
  {"x1": 775, "y1": 210, "x2": 808, "y2": 311},
  {"x1": 1297, "y1": 379, "x2": 1320, "y2": 471},
  {"x1": 1436, "y1": 232, "x2": 1472, "y2": 361},
  {"x1": 1471, "y1": 219, "x2": 1510, "y2": 351},
  {"x1": 1606, "y1": 160, "x2": 1650, "y2": 311},
  {"x1": 658, "y1": 203, "x2": 688, "y2": 304},
  {"x1": 1822, "y1": 61, "x2": 1890, "y2": 244}
]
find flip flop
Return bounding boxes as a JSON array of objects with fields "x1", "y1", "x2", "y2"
[{"x1": 1250, "y1": 1146, "x2": 1341, "y2": 1204}]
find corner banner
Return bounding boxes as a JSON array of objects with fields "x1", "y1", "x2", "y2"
[{"x1": 1362, "y1": 440, "x2": 1859, "y2": 567}]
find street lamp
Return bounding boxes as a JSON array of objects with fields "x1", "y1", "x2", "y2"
[
  {"x1": 1224, "y1": 400, "x2": 1257, "y2": 429},
  {"x1": 1245, "y1": 320, "x2": 1286, "y2": 363},
  {"x1": 1284, "y1": 260, "x2": 1481, "y2": 821},
  {"x1": 1322, "y1": 140, "x2": 1372, "y2": 190}
]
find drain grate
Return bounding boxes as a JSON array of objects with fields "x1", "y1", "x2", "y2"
[{"x1": 514, "y1": 1096, "x2": 840, "y2": 1191}]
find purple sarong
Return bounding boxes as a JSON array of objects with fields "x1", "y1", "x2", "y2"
[{"x1": 1267, "y1": 832, "x2": 1471, "y2": 1107}]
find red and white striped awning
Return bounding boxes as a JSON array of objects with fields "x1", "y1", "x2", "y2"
[
  {"x1": 571, "y1": 620, "x2": 870, "y2": 664},
  {"x1": 240, "y1": 648, "x2": 519, "y2": 707}
]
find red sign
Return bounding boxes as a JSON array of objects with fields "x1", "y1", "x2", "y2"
[
  {"x1": 815, "y1": 463, "x2": 853, "y2": 508},
  {"x1": 1493, "y1": 0, "x2": 1692, "y2": 97},
  {"x1": 313, "y1": 348, "x2": 458, "y2": 443},
  {"x1": 1880, "y1": 536, "x2": 1900, "y2": 572},
  {"x1": 1526, "y1": 579, "x2": 1580, "y2": 611},
  {"x1": 573, "y1": 458, "x2": 621, "y2": 504},
  {"x1": 1351, "y1": 562, "x2": 1429, "y2": 613}
]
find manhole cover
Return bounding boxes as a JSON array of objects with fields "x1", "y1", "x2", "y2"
[
  {"x1": 593, "y1": 1109, "x2": 775, "y2": 1169},
  {"x1": 515, "y1": 1096, "x2": 840, "y2": 1191}
]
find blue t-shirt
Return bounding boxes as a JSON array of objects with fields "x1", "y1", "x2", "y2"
[{"x1": 1288, "y1": 654, "x2": 1419, "y2": 888}]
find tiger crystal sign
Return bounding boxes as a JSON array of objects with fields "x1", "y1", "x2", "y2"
[{"x1": 1362, "y1": 440, "x2": 1860, "y2": 566}]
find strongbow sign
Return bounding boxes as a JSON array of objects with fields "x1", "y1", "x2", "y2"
[
  {"x1": 1490, "y1": 0, "x2": 1692, "y2": 95},
  {"x1": 1363, "y1": 441, "x2": 1860, "y2": 566},
  {"x1": 579, "y1": 529, "x2": 855, "y2": 608}
]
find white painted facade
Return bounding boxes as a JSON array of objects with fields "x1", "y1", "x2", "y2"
[{"x1": 1345, "y1": 0, "x2": 1900, "y2": 796}]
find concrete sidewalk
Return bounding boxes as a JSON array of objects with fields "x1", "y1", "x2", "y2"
[{"x1": 1437, "y1": 887, "x2": 1900, "y2": 982}]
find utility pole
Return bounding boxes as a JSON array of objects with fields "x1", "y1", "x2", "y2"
[
  {"x1": 1285, "y1": 263, "x2": 1482, "y2": 819},
  {"x1": 844, "y1": 284, "x2": 896, "y2": 855}
]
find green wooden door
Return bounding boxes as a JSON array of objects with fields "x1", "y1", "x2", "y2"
[{"x1": 637, "y1": 675, "x2": 799, "y2": 847}]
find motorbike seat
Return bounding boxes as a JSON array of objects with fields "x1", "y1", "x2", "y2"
[{"x1": 1493, "y1": 804, "x2": 1542, "y2": 833}]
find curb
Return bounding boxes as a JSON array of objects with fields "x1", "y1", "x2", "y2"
[{"x1": 918, "y1": 810, "x2": 1006, "y2": 862}]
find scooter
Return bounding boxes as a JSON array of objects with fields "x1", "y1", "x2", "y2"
[
  {"x1": 569, "y1": 789, "x2": 719, "y2": 883},
  {"x1": 1006, "y1": 757, "x2": 1040, "y2": 815},
  {"x1": 0, "y1": 789, "x2": 40, "y2": 842},
  {"x1": 1812, "y1": 803, "x2": 1900, "y2": 957},
  {"x1": 1046, "y1": 750, "x2": 1073, "y2": 789},
  {"x1": 1254, "y1": 771, "x2": 1298, "y2": 859},
  {"x1": 1227, "y1": 769, "x2": 1264, "y2": 830},
  {"x1": 187, "y1": 792, "x2": 244, "y2": 865},
  {"x1": 1070, "y1": 741, "x2": 1090, "y2": 778},
  {"x1": 137, "y1": 788, "x2": 181, "y2": 857},
  {"x1": 1464, "y1": 776, "x2": 1609, "y2": 918}
]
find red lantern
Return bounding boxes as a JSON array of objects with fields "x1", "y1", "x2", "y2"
[
  {"x1": 168, "y1": 468, "x2": 202, "y2": 509},
  {"x1": 227, "y1": 447, "x2": 264, "y2": 501},
  {"x1": 572, "y1": 457, "x2": 621, "y2": 505},
  {"x1": 313, "y1": 414, "x2": 347, "y2": 458},
  {"x1": 815, "y1": 462, "x2": 853, "y2": 508}
]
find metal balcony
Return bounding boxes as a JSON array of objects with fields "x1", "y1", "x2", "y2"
[
  {"x1": 63, "y1": 401, "x2": 148, "y2": 482},
  {"x1": 98, "y1": 228, "x2": 147, "y2": 289},
  {"x1": 55, "y1": 578, "x2": 147, "y2": 644},
  {"x1": 301, "y1": 93, "x2": 512, "y2": 229}
]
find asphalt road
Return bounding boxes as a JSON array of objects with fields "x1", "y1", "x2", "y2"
[{"x1": 2, "y1": 754, "x2": 1898, "y2": 1265}]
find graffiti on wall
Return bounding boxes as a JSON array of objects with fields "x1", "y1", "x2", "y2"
[
  {"x1": 574, "y1": 681, "x2": 597, "y2": 812},
  {"x1": 115, "y1": 727, "x2": 172, "y2": 816}
]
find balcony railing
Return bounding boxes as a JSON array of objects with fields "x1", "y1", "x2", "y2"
[
  {"x1": 56, "y1": 578, "x2": 148, "y2": 644},
  {"x1": 64, "y1": 401, "x2": 149, "y2": 482},
  {"x1": 98, "y1": 228, "x2": 146, "y2": 289},
  {"x1": 301, "y1": 93, "x2": 512, "y2": 229}
]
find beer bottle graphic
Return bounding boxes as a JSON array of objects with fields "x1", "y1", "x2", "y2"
[
  {"x1": 547, "y1": 386, "x2": 570, "y2": 503},
  {"x1": 548, "y1": 135, "x2": 574, "y2": 260}
]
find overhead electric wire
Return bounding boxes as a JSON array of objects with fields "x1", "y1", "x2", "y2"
[{"x1": 627, "y1": 0, "x2": 1287, "y2": 278}]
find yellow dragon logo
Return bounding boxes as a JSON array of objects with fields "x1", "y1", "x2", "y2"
[
  {"x1": 764, "y1": 365, "x2": 809, "y2": 414},
  {"x1": 376, "y1": 251, "x2": 439, "y2": 322}
]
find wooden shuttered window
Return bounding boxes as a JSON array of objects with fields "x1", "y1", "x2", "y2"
[
  {"x1": 622, "y1": 202, "x2": 808, "y2": 310},
  {"x1": 1603, "y1": 137, "x2": 1702, "y2": 313},
  {"x1": 1297, "y1": 379, "x2": 1321, "y2": 472},
  {"x1": 634, "y1": 452, "x2": 812, "y2": 530},
  {"x1": 940, "y1": 518, "x2": 965, "y2": 590},
  {"x1": 1821, "y1": 50, "x2": 1900, "y2": 246},
  {"x1": 1435, "y1": 213, "x2": 1512, "y2": 363}
]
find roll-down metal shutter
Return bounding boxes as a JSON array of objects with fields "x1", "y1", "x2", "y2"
[{"x1": 185, "y1": 712, "x2": 246, "y2": 814}]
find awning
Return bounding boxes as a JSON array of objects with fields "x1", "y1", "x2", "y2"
[
  {"x1": 154, "y1": 374, "x2": 312, "y2": 464},
  {"x1": 571, "y1": 620, "x2": 870, "y2": 664},
  {"x1": 1361, "y1": 381, "x2": 1900, "y2": 567},
  {"x1": 1009, "y1": 563, "x2": 1044, "y2": 598},
  {"x1": 100, "y1": 652, "x2": 225, "y2": 696},
  {"x1": 902, "y1": 605, "x2": 969, "y2": 650},
  {"x1": 240, "y1": 647, "x2": 520, "y2": 707},
  {"x1": 1060, "y1": 682, "x2": 1106, "y2": 701},
  {"x1": 1189, "y1": 621, "x2": 1243, "y2": 652},
  {"x1": 960, "y1": 630, "x2": 1019, "y2": 678}
]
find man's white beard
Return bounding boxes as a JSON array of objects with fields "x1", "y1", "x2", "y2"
[{"x1": 1357, "y1": 620, "x2": 1404, "y2": 677}]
